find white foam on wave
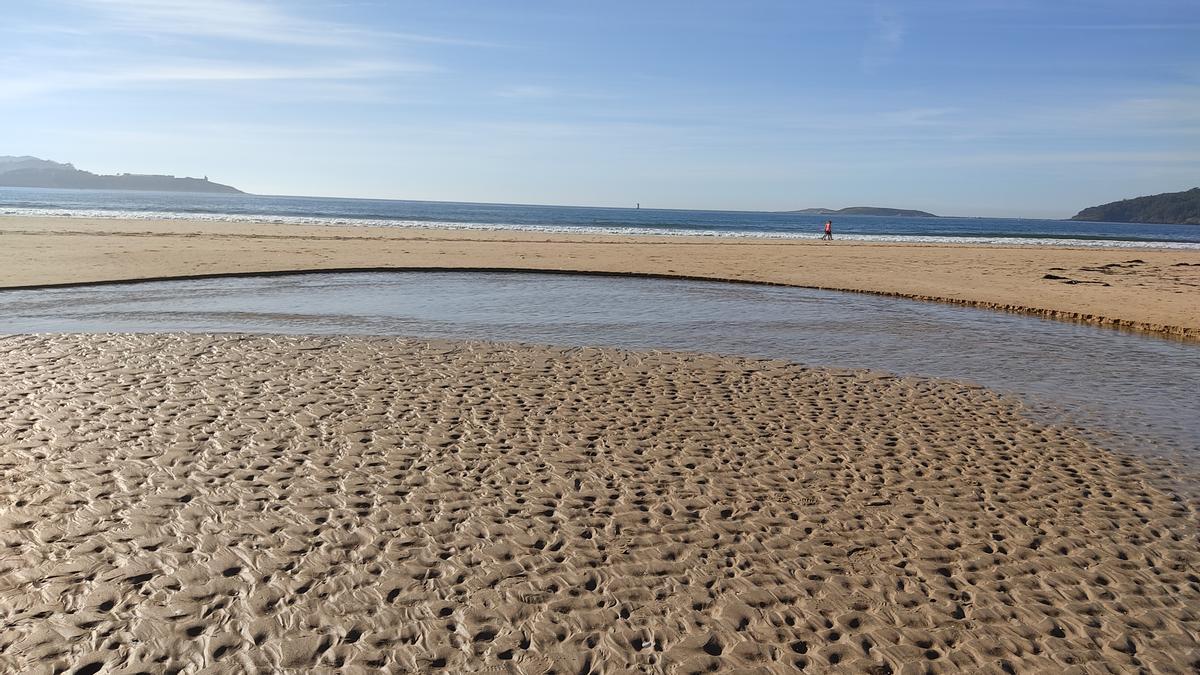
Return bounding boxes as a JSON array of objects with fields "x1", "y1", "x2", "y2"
[{"x1": 5, "y1": 206, "x2": 1199, "y2": 250}]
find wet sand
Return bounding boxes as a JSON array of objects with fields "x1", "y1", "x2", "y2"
[
  {"x1": 0, "y1": 334, "x2": 1196, "y2": 673},
  {"x1": 1, "y1": 216, "x2": 1198, "y2": 339}
]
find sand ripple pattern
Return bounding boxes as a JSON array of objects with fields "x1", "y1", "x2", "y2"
[{"x1": 0, "y1": 334, "x2": 1196, "y2": 674}]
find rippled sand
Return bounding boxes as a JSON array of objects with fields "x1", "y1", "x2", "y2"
[{"x1": 0, "y1": 335, "x2": 1196, "y2": 673}]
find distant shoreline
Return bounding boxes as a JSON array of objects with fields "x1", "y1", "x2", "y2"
[
  {"x1": 0, "y1": 175, "x2": 242, "y2": 194},
  {"x1": 779, "y1": 206, "x2": 938, "y2": 217},
  {"x1": 0, "y1": 155, "x2": 242, "y2": 193},
  {"x1": 1071, "y1": 187, "x2": 1200, "y2": 226},
  {"x1": 7, "y1": 184, "x2": 1200, "y2": 223},
  {"x1": 1, "y1": 205, "x2": 1196, "y2": 249}
]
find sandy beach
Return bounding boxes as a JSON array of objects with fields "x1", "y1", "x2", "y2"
[
  {"x1": 0, "y1": 334, "x2": 1196, "y2": 673},
  {"x1": 1, "y1": 217, "x2": 1198, "y2": 673},
  {"x1": 6, "y1": 0, "x2": 1198, "y2": 672},
  {"x1": 1, "y1": 216, "x2": 1198, "y2": 339}
]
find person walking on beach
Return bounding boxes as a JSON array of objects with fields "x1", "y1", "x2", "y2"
[{"x1": 821, "y1": 220, "x2": 833, "y2": 241}]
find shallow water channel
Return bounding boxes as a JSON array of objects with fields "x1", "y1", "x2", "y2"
[{"x1": 1, "y1": 271, "x2": 1197, "y2": 465}]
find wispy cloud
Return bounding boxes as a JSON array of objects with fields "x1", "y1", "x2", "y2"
[
  {"x1": 122, "y1": 61, "x2": 427, "y2": 82},
  {"x1": 495, "y1": 85, "x2": 556, "y2": 99},
  {"x1": 0, "y1": 59, "x2": 430, "y2": 101},
  {"x1": 1104, "y1": 93, "x2": 1200, "y2": 123},
  {"x1": 991, "y1": 89, "x2": 1200, "y2": 138},
  {"x1": 1062, "y1": 23, "x2": 1200, "y2": 30},
  {"x1": 62, "y1": 0, "x2": 493, "y2": 47},
  {"x1": 871, "y1": 107, "x2": 959, "y2": 127},
  {"x1": 906, "y1": 150, "x2": 1200, "y2": 168},
  {"x1": 3, "y1": 2, "x2": 466, "y2": 101},
  {"x1": 65, "y1": 0, "x2": 352, "y2": 46},
  {"x1": 861, "y1": 4, "x2": 905, "y2": 73}
]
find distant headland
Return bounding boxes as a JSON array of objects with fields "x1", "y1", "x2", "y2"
[
  {"x1": 781, "y1": 206, "x2": 938, "y2": 217},
  {"x1": 1071, "y1": 188, "x2": 1200, "y2": 225},
  {"x1": 0, "y1": 156, "x2": 243, "y2": 194}
]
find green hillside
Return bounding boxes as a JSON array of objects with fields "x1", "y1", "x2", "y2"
[{"x1": 1071, "y1": 188, "x2": 1200, "y2": 225}]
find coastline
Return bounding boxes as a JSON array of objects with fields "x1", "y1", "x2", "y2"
[
  {"x1": 2, "y1": 216, "x2": 1198, "y2": 340},
  {"x1": 1, "y1": 333, "x2": 1196, "y2": 672}
]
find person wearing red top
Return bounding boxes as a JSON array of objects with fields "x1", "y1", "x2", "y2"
[{"x1": 821, "y1": 220, "x2": 833, "y2": 241}]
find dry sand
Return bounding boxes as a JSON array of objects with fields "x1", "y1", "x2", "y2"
[
  {"x1": 1, "y1": 216, "x2": 1198, "y2": 339},
  {"x1": 0, "y1": 334, "x2": 1196, "y2": 673}
]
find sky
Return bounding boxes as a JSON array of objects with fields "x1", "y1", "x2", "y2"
[{"x1": 1, "y1": 0, "x2": 1198, "y2": 218}]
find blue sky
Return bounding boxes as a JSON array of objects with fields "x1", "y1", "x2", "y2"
[{"x1": 1, "y1": 1, "x2": 1197, "y2": 217}]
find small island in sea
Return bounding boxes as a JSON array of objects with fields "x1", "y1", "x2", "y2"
[
  {"x1": 0, "y1": 155, "x2": 243, "y2": 194},
  {"x1": 782, "y1": 206, "x2": 938, "y2": 217},
  {"x1": 1071, "y1": 187, "x2": 1200, "y2": 225}
]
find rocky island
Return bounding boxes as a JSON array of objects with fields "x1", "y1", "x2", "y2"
[
  {"x1": 783, "y1": 206, "x2": 938, "y2": 217},
  {"x1": 0, "y1": 155, "x2": 243, "y2": 194}
]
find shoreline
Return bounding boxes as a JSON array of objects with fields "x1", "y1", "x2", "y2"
[
  {"x1": 1, "y1": 215, "x2": 1198, "y2": 341},
  {"x1": 4, "y1": 206, "x2": 1198, "y2": 248},
  {"x1": 6, "y1": 265, "x2": 1198, "y2": 343}
]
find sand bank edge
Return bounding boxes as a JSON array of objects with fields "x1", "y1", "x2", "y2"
[{"x1": 1, "y1": 265, "x2": 1195, "y2": 342}]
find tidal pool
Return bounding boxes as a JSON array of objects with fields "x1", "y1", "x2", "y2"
[{"x1": 2, "y1": 271, "x2": 1196, "y2": 465}]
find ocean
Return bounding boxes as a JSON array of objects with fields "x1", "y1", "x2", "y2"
[{"x1": 2, "y1": 186, "x2": 1198, "y2": 249}]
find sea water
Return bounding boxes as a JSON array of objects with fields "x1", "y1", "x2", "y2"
[
  {"x1": 2, "y1": 186, "x2": 1199, "y2": 248},
  {"x1": 2, "y1": 271, "x2": 1197, "y2": 467}
]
